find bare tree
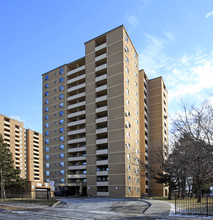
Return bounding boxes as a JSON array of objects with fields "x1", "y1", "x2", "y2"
[{"x1": 171, "y1": 100, "x2": 213, "y2": 202}]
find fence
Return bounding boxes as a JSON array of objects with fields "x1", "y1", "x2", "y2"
[
  {"x1": 1, "y1": 189, "x2": 54, "y2": 200},
  {"x1": 175, "y1": 195, "x2": 213, "y2": 216}
]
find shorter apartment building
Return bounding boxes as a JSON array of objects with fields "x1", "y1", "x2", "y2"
[{"x1": 0, "y1": 114, "x2": 50, "y2": 196}]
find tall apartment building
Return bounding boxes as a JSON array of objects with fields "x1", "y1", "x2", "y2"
[
  {"x1": 42, "y1": 25, "x2": 168, "y2": 197},
  {"x1": 0, "y1": 114, "x2": 44, "y2": 184}
]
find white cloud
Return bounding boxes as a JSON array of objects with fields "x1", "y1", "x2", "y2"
[
  {"x1": 10, "y1": 115, "x2": 26, "y2": 123},
  {"x1": 127, "y1": 15, "x2": 138, "y2": 28},
  {"x1": 139, "y1": 33, "x2": 213, "y2": 109},
  {"x1": 205, "y1": 11, "x2": 213, "y2": 18},
  {"x1": 164, "y1": 31, "x2": 175, "y2": 42}
]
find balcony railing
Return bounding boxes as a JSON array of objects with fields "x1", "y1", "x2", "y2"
[
  {"x1": 67, "y1": 119, "x2": 86, "y2": 127},
  {"x1": 95, "y1": 43, "x2": 107, "y2": 52},
  {"x1": 68, "y1": 146, "x2": 86, "y2": 153},
  {"x1": 67, "y1": 65, "x2": 85, "y2": 76},
  {"x1": 68, "y1": 156, "x2": 86, "y2": 162},
  {"x1": 67, "y1": 74, "x2": 85, "y2": 84},
  {"x1": 68, "y1": 137, "x2": 86, "y2": 144},
  {"x1": 67, "y1": 92, "x2": 85, "y2": 101}
]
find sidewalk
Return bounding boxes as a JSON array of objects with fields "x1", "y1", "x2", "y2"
[{"x1": 143, "y1": 199, "x2": 213, "y2": 219}]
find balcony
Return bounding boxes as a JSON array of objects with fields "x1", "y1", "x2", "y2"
[
  {"x1": 95, "y1": 64, "x2": 107, "y2": 72},
  {"x1": 67, "y1": 65, "x2": 85, "y2": 76},
  {"x1": 68, "y1": 110, "x2": 86, "y2": 118},
  {"x1": 96, "y1": 95, "x2": 107, "y2": 103},
  {"x1": 97, "y1": 192, "x2": 109, "y2": 196},
  {"x1": 95, "y1": 74, "x2": 107, "y2": 82},
  {"x1": 67, "y1": 101, "x2": 86, "y2": 110},
  {"x1": 96, "y1": 127, "x2": 107, "y2": 134},
  {"x1": 68, "y1": 146, "x2": 86, "y2": 153},
  {"x1": 68, "y1": 156, "x2": 86, "y2": 162},
  {"x1": 95, "y1": 53, "x2": 107, "y2": 62},
  {"x1": 96, "y1": 149, "x2": 108, "y2": 155},
  {"x1": 97, "y1": 181, "x2": 108, "y2": 186},
  {"x1": 68, "y1": 137, "x2": 86, "y2": 144},
  {"x1": 95, "y1": 85, "x2": 107, "y2": 93},
  {"x1": 68, "y1": 165, "x2": 86, "y2": 170},
  {"x1": 96, "y1": 117, "x2": 107, "y2": 124},
  {"x1": 68, "y1": 174, "x2": 86, "y2": 179},
  {"x1": 67, "y1": 83, "x2": 85, "y2": 93},
  {"x1": 67, "y1": 92, "x2": 85, "y2": 101},
  {"x1": 67, "y1": 74, "x2": 85, "y2": 84},
  {"x1": 95, "y1": 43, "x2": 107, "y2": 52},
  {"x1": 67, "y1": 119, "x2": 86, "y2": 127},
  {"x1": 96, "y1": 171, "x2": 108, "y2": 176},
  {"x1": 96, "y1": 160, "x2": 108, "y2": 166},
  {"x1": 68, "y1": 128, "x2": 86, "y2": 136},
  {"x1": 96, "y1": 106, "x2": 107, "y2": 113},
  {"x1": 96, "y1": 138, "x2": 108, "y2": 145}
]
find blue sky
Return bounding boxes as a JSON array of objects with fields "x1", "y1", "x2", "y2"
[{"x1": 0, "y1": 0, "x2": 213, "y2": 133}]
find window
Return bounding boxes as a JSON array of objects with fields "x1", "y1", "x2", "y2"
[
  {"x1": 45, "y1": 123, "x2": 49, "y2": 128},
  {"x1": 45, "y1": 99, "x2": 49, "y2": 104},
  {"x1": 136, "y1": 130, "x2": 139, "y2": 135},
  {"x1": 136, "y1": 119, "x2": 138, "y2": 125},
  {"x1": 135, "y1": 72, "x2": 137, "y2": 77},
  {"x1": 59, "y1": 67, "x2": 64, "y2": 74},
  {"x1": 45, "y1": 107, "x2": 49, "y2": 112},
  {"x1": 45, "y1": 91, "x2": 49, "y2": 96},
  {"x1": 126, "y1": 78, "x2": 129, "y2": 85},
  {"x1": 126, "y1": 67, "x2": 129, "y2": 74},
  {"x1": 45, "y1": 139, "x2": 49, "y2": 144},
  {"x1": 45, "y1": 83, "x2": 49, "y2": 88},
  {"x1": 45, "y1": 131, "x2": 49, "y2": 136},
  {"x1": 46, "y1": 163, "x2": 49, "y2": 168},
  {"x1": 125, "y1": 56, "x2": 129, "y2": 64},
  {"x1": 46, "y1": 179, "x2": 50, "y2": 182},
  {"x1": 124, "y1": 45, "x2": 129, "y2": 53},
  {"x1": 45, "y1": 74, "x2": 49, "y2": 81},
  {"x1": 137, "y1": 187, "x2": 139, "y2": 193},
  {"x1": 59, "y1": 102, "x2": 64, "y2": 108},
  {"x1": 126, "y1": 99, "x2": 129, "y2": 106},
  {"x1": 59, "y1": 119, "x2": 64, "y2": 125},
  {"x1": 135, "y1": 100, "x2": 138, "y2": 106},
  {"x1": 45, "y1": 147, "x2": 49, "y2": 152},
  {"x1": 128, "y1": 176, "x2": 131, "y2": 182},
  {"x1": 126, "y1": 131, "x2": 130, "y2": 139},
  {"x1": 83, "y1": 170, "x2": 87, "y2": 174},
  {"x1": 60, "y1": 170, "x2": 64, "y2": 175},
  {"x1": 59, "y1": 77, "x2": 64, "y2": 83},
  {"x1": 60, "y1": 153, "x2": 64, "y2": 158},
  {"x1": 60, "y1": 144, "x2": 64, "y2": 150},
  {"x1": 45, "y1": 155, "x2": 49, "y2": 160},
  {"x1": 135, "y1": 81, "x2": 138, "y2": 87},
  {"x1": 125, "y1": 110, "x2": 130, "y2": 117},
  {"x1": 59, "y1": 94, "x2": 64, "y2": 99},
  {"x1": 135, "y1": 62, "x2": 137, "y2": 68},
  {"x1": 60, "y1": 178, "x2": 65, "y2": 183},
  {"x1": 125, "y1": 34, "x2": 128, "y2": 42},
  {"x1": 59, "y1": 111, "x2": 64, "y2": 116},
  {"x1": 46, "y1": 171, "x2": 50, "y2": 176},
  {"x1": 60, "y1": 162, "x2": 64, "y2": 167},
  {"x1": 126, "y1": 143, "x2": 130, "y2": 149},
  {"x1": 126, "y1": 88, "x2": 129, "y2": 95},
  {"x1": 128, "y1": 186, "x2": 131, "y2": 193},
  {"x1": 59, "y1": 128, "x2": 64, "y2": 133},
  {"x1": 59, "y1": 85, "x2": 64, "y2": 91},
  {"x1": 126, "y1": 121, "x2": 131, "y2": 128},
  {"x1": 60, "y1": 136, "x2": 64, "y2": 141},
  {"x1": 135, "y1": 91, "x2": 138, "y2": 96},
  {"x1": 136, "y1": 139, "x2": 139, "y2": 144},
  {"x1": 127, "y1": 165, "x2": 130, "y2": 171}
]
